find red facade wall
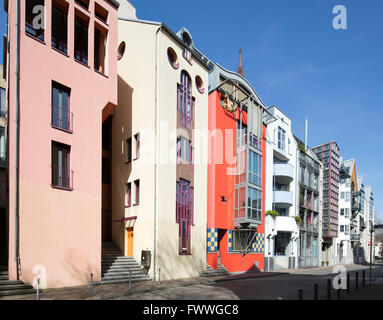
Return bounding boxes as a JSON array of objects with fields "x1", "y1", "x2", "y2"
[{"x1": 207, "y1": 90, "x2": 265, "y2": 272}]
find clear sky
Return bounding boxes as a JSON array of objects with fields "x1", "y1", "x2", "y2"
[{"x1": 0, "y1": 0, "x2": 382, "y2": 221}]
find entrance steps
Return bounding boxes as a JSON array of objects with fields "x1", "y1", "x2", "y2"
[
  {"x1": 0, "y1": 269, "x2": 36, "y2": 297},
  {"x1": 200, "y1": 263, "x2": 230, "y2": 277},
  {"x1": 100, "y1": 241, "x2": 151, "y2": 285}
]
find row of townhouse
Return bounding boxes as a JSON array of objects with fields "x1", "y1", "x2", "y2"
[{"x1": 0, "y1": 0, "x2": 376, "y2": 291}]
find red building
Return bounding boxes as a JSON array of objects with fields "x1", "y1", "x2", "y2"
[{"x1": 207, "y1": 62, "x2": 273, "y2": 272}]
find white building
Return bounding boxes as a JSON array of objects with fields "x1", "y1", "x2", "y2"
[
  {"x1": 265, "y1": 106, "x2": 299, "y2": 270},
  {"x1": 364, "y1": 185, "x2": 375, "y2": 263}
]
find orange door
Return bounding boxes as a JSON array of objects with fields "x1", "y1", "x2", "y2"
[{"x1": 125, "y1": 228, "x2": 134, "y2": 257}]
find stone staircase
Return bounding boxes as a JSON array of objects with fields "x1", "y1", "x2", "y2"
[
  {"x1": 100, "y1": 241, "x2": 151, "y2": 285},
  {"x1": 200, "y1": 263, "x2": 230, "y2": 277}
]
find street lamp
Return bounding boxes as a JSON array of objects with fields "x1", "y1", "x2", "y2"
[{"x1": 370, "y1": 224, "x2": 375, "y2": 285}]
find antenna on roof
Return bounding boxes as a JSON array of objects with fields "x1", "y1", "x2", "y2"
[{"x1": 237, "y1": 49, "x2": 245, "y2": 77}]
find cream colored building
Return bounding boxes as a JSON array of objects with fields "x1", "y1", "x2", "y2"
[{"x1": 110, "y1": 17, "x2": 210, "y2": 281}]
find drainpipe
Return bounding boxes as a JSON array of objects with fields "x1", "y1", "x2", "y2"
[
  {"x1": 14, "y1": 0, "x2": 21, "y2": 279},
  {"x1": 153, "y1": 25, "x2": 162, "y2": 281}
]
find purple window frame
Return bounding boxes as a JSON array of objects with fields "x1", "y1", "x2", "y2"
[
  {"x1": 176, "y1": 179, "x2": 194, "y2": 254},
  {"x1": 134, "y1": 180, "x2": 140, "y2": 206},
  {"x1": 51, "y1": 141, "x2": 72, "y2": 190},
  {"x1": 52, "y1": 81, "x2": 71, "y2": 132},
  {"x1": 126, "y1": 182, "x2": 132, "y2": 207},
  {"x1": 177, "y1": 71, "x2": 194, "y2": 130},
  {"x1": 52, "y1": 3, "x2": 68, "y2": 54},
  {"x1": 25, "y1": 0, "x2": 45, "y2": 42},
  {"x1": 177, "y1": 136, "x2": 193, "y2": 164},
  {"x1": 75, "y1": 16, "x2": 89, "y2": 65}
]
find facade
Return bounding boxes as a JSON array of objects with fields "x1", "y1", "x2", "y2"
[
  {"x1": 364, "y1": 185, "x2": 374, "y2": 263},
  {"x1": 113, "y1": 18, "x2": 209, "y2": 281},
  {"x1": 337, "y1": 159, "x2": 358, "y2": 264},
  {"x1": 5, "y1": 0, "x2": 119, "y2": 288},
  {"x1": 264, "y1": 106, "x2": 299, "y2": 270},
  {"x1": 206, "y1": 63, "x2": 270, "y2": 273},
  {"x1": 296, "y1": 137, "x2": 322, "y2": 268},
  {"x1": 0, "y1": 64, "x2": 7, "y2": 271},
  {"x1": 312, "y1": 141, "x2": 340, "y2": 265}
]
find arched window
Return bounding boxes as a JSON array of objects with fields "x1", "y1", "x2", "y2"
[{"x1": 177, "y1": 71, "x2": 194, "y2": 129}]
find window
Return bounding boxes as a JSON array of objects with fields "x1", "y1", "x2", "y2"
[
  {"x1": 75, "y1": 15, "x2": 89, "y2": 64},
  {"x1": 102, "y1": 158, "x2": 110, "y2": 184},
  {"x1": 94, "y1": 25, "x2": 108, "y2": 74},
  {"x1": 0, "y1": 88, "x2": 5, "y2": 117},
  {"x1": 0, "y1": 127, "x2": 5, "y2": 167},
  {"x1": 52, "y1": 142, "x2": 71, "y2": 189},
  {"x1": 51, "y1": 1, "x2": 68, "y2": 54},
  {"x1": 277, "y1": 127, "x2": 285, "y2": 152},
  {"x1": 275, "y1": 232, "x2": 290, "y2": 256},
  {"x1": 25, "y1": 0, "x2": 45, "y2": 41},
  {"x1": 177, "y1": 136, "x2": 192, "y2": 163},
  {"x1": 176, "y1": 179, "x2": 194, "y2": 255},
  {"x1": 126, "y1": 183, "x2": 131, "y2": 207},
  {"x1": 248, "y1": 150, "x2": 262, "y2": 187},
  {"x1": 277, "y1": 208, "x2": 288, "y2": 217},
  {"x1": 340, "y1": 192, "x2": 345, "y2": 199},
  {"x1": 52, "y1": 81, "x2": 71, "y2": 132},
  {"x1": 95, "y1": 2, "x2": 109, "y2": 23},
  {"x1": 134, "y1": 180, "x2": 140, "y2": 205},
  {"x1": 340, "y1": 208, "x2": 345, "y2": 216},
  {"x1": 340, "y1": 225, "x2": 345, "y2": 233},
  {"x1": 134, "y1": 133, "x2": 140, "y2": 160},
  {"x1": 75, "y1": 0, "x2": 89, "y2": 9},
  {"x1": 247, "y1": 186, "x2": 262, "y2": 221},
  {"x1": 118, "y1": 42, "x2": 126, "y2": 61},
  {"x1": 126, "y1": 138, "x2": 132, "y2": 163},
  {"x1": 177, "y1": 71, "x2": 193, "y2": 129}
]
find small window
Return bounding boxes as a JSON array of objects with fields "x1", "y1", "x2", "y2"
[
  {"x1": 126, "y1": 138, "x2": 132, "y2": 163},
  {"x1": 52, "y1": 81, "x2": 71, "y2": 132},
  {"x1": 118, "y1": 42, "x2": 126, "y2": 61},
  {"x1": 134, "y1": 180, "x2": 140, "y2": 205},
  {"x1": 126, "y1": 183, "x2": 131, "y2": 207},
  {"x1": 134, "y1": 133, "x2": 140, "y2": 160},
  {"x1": 167, "y1": 47, "x2": 179, "y2": 69},
  {"x1": 75, "y1": 0, "x2": 89, "y2": 10},
  {"x1": 25, "y1": 0, "x2": 45, "y2": 41},
  {"x1": 195, "y1": 76, "x2": 204, "y2": 94},
  {"x1": 52, "y1": 1, "x2": 68, "y2": 54},
  {"x1": 52, "y1": 141, "x2": 71, "y2": 190},
  {"x1": 95, "y1": 2, "x2": 108, "y2": 24},
  {"x1": 74, "y1": 13, "x2": 89, "y2": 65},
  {"x1": 94, "y1": 24, "x2": 108, "y2": 74}
]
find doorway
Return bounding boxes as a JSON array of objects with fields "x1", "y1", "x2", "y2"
[{"x1": 125, "y1": 227, "x2": 134, "y2": 257}]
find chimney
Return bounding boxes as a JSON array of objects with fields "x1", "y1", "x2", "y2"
[{"x1": 237, "y1": 49, "x2": 244, "y2": 77}]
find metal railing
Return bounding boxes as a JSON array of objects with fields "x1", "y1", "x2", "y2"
[
  {"x1": 52, "y1": 106, "x2": 73, "y2": 133},
  {"x1": 51, "y1": 166, "x2": 73, "y2": 190}
]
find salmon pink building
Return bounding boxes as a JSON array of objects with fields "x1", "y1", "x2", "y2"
[
  {"x1": 4, "y1": 0, "x2": 119, "y2": 288},
  {"x1": 207, "y1": 62, "x2": 274, "y2": 273}
]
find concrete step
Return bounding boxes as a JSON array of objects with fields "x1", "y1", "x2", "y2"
[
  {"x1": 0, "y1": 275, "x2": 8, "y2": 280},
  {"x1": 0, "y1": 289, "x2": 36, "y2": 297},
  {"x1": 0, "y1": 280, "x2": 23, "y2": 286},
  {"x1": 102, "y1": 264, "x2": 143, "y2": 271},
  {"x1": 101, "y1": 274, "x2": 151, "y2": 282},
  {"x1": 0, "y1": 283, "x2": 34, "y2": 291},
  {"x1": 99, "y1": 277, "x2": 152, "y2": 285},
  {"x1": 102, "y1": 260, "x2": 140, "y2": 266},
  {"x1": 102, "y1": 256, "x2": 136, "y2": 261},
  {"x1": 102, "y1": 269, "x2": 147, "y2": 277}
]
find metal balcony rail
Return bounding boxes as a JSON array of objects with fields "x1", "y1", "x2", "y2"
[
  {"x1": 52, "y1": 106, "x2": 73, "y2": 133},
  {"x1": 51, "y1": 165, "x2": 73, "y2": 190},
  {"x1": 350, "y1": 233, "x2": 360, "y2": 241}
]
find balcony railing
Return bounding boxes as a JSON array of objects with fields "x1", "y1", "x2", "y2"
[
  {"x1": 0, "y1": 153, "x2": 6, "y2": 168},
  {"x1": 51, "y1": 166, "x2": 73, "y2": 190},
  {"x1": 52, "y1": 106, "x2": 73, "y2": 133}
]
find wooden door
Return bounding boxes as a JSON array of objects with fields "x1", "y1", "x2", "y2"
[{"x1": 125, "y1": 228, "x2": 134, "y2": 257}]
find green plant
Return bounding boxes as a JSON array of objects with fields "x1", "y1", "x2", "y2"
[
  {"x1": 294, "y1": 216, "x2": 302, "y2": 223},
  {"x1": 266, "y1": 210, "x2": 279, "y2": 219},
  {"x1": 298, "y1": 141, "x2": 307, "y2": 154}
]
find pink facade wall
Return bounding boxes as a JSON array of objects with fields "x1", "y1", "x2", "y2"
[{"x1": 7, "y1": 0, "x2": 118, "y2": 288}]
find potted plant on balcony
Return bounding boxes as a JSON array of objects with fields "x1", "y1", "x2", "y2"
[
  {"x1": 321, "y1": 261, "x2": 325, "y2": 266},
  {"x1": 266, "y1": 210, "x2": 279, "y2": 219},
  {"x1": 326, "y1": 261, "x2": 329, "y2": 266},
  {"x1": 294, "y1": 216, "x2": 303, "y2": 225}
]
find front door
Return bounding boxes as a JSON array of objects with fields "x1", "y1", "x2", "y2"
[{"x1": 125, "y1": 228, "x2": 134, "y2": 257}]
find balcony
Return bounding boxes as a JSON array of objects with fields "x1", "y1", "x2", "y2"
[
  {"x1": 351, "y1": 191, "x2": 361, "y2": 214},
  {"x1": 274, "y1": 163, "x2": 294, "y2": 185},
  {"x1": 359, "y1": 219, "x2": 366, "y2": 231},
  {"x1": 274, "y1": 190, "x2": 294, "y2": 208},
  {"x1": 52, "y1": 106, "x2": 73, "y2": 133},
  {"x1": 51, "y1": 166, "x2": 73, "y2": 191}
]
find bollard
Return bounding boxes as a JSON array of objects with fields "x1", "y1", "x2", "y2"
[
  {"x1": 347, "y1": 273, "x2": 350, "y2": 294},
  {"x1": 129, "y1": 271, "x2": 132, "y2": 290},
  {"x1": 159, "y1": 268, "x2": 161, "y2": 286},
  {"x1": 36, "y1": 277, "x2": 40, "y2": 301},
  {"x1": 327, "y1": 279, "x2": 331, "y2": 300},
  {"x1": 90, "y1": 273, "x2": 94, "y2": 297},
  {"x1": 337, "y1": 288, "x2": 341, "y2": 300},
  {"x1": 356, "y1": 272, "x2": 359, "y2": 290},
  {"x1": 362, "y1": 270, "x2": 366, "y2": 287},
  {"x1": 298, "y1": 289, "x2": 303, "y2": 300},
  {"x1": 314, "y1": 283, "x2": 318, "y2": 300}
]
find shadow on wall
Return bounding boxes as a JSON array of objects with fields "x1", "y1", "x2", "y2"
[
  {"x1": 61, "y1": 248, "x2": 99, "y2": 285},
  {"x1": 353, "y1": 245, "x2": 366, "y2": 264},
  {"x1": 110, "y1": 76, "x2": 134, "y2": 252},
  {"x1": 156, "y1": 231, "x2": 206, "y2": 281}
]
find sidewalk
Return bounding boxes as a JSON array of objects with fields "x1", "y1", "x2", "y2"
[{"x1": 343, "y1": 278, "x2": 383, "y2": 300}]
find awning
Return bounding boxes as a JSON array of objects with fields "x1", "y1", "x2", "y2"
[{"x1": 114, "y1": 216, "x2": 137, "y2": 223}]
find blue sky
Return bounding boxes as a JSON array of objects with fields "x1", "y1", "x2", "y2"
[{"x1": 0, "y1": 0, "x2": 382, "y2": 221}]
